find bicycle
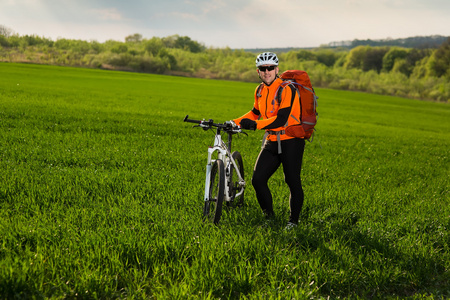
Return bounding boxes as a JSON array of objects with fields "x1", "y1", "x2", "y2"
[{"x1": 183, "y1": 115, "x2": 246, "y2": 224}]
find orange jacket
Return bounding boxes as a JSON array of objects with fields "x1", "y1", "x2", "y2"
[{"x1": 234, "y1": 78, "x2": 298, "y2": 142}]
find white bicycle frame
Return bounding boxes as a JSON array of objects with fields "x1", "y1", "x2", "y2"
[{"x1": 203, "y1": 130, "x2": 245, "y2": 203}]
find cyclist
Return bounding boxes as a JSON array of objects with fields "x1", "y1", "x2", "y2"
[{"x1": 232, "y1": 52, "x2": 305, "y2": 230}]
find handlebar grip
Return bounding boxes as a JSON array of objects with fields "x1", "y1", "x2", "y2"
[{"x1": 183, "y1": 115, "x2": 202, "y2": 124}]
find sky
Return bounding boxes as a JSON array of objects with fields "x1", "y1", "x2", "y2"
[{"x1": 1, "y1": 0, "x2": 449, "y2": 49}]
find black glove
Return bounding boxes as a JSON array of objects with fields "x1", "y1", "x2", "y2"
[{"x1": 240, "y1": 118, "x2": 257, "y2": 130}]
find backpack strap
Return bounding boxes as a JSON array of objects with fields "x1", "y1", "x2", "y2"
[
  {"x1": 262, "y1": 130, "x2": 285, "y2": 154},
  {"x1": 256, "y1": 83, "x2": 264, "y2": 98},
  {"x1": 275, "y1": 80, "x2": 297, "y2": 104}
]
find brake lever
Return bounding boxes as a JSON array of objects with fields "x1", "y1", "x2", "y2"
[{"x1": 232, "y1": 127, "x2": 248, "y2": 136}]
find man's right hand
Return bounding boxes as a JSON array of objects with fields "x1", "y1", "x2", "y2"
[{"x1": 240, "y1": 118, "x2": 257, "y2": 130}]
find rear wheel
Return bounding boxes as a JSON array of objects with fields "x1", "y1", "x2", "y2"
[
  {"x1": 203, "y1": 159, "x2": 225, "y2": 224},
  {"x1": 227, "y1": 151, "x2": 245, "y2": 208}
]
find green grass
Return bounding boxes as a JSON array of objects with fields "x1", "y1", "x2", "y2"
[{"x1": 0, "y1": 62, "x2": 449, "y2": 299}]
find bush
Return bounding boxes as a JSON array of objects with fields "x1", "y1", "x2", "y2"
[{"x1": 106, "y1": 53, "x2": 132, "y2": 67}]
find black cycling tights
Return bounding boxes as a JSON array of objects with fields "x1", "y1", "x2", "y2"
[{"x1": 252, "y1": 138, "x2": 305, "y2": 224}]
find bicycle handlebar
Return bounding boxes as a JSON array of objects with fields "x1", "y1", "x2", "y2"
[{"x1": 184, "y1": 115, "x2": 245, "y2": 134}]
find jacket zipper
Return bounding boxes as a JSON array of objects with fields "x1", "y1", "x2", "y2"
[{"x1": 264, "y1": 86, "x2": 269, "y2": 118}]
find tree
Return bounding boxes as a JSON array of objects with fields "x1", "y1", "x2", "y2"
[
  {"x1": 111, "y1": 44, "x2": 128, "y2": 54},
  {"x1": 345, "y1": 46, "x2": 388, "y2": 73},
  {"x1": 174, "y1": 35, "x2": 204, "y2": 53},
  {"x1": 315, "y1": 49, "x2": 337, "y2": 67},
  {"x1": 0, "y1": 25, "x2": 14, "y2": 47},
  {"x1": 55, "y1": 38, "x2": 72, "y2": 50},
  {"x1": 125, "y1": 33, "x2": 142, "y2": 43},
  {"x1": 90, "y1": 41, "x2": 103, "y2": 54},
  {"x1": 344, "y1": 46, "x2": 368, "y2": 69},
  {"x1": 161, "y1": 35, "x2": 177, "y2": 48},
  {"x1": 157, "y1": 48, "x2": 177, "y2": 70},
  {"x1": 71, "y1": 40, "x2": 91, "y2": 55},
  {"x1": 400, "y1": 49, "x2": 429, "y2": 77},
  {"x1": 0, "y1": 25, "x2": 13, "y2": 37},
  {"x1": 429, "y1": 37, "x2": 450, "y2": 77},
  {"x1": 362, "y1": 47, "x2": 388, "y2": 73},
  {"x1": 382, "y1": 48, "x2": 408, "y2": 72},
  {"x1": 145, "y1": 37, "x2": 164, "y2": 56},
  {"x1": 296, "y1": 49, "x2": 316, "y2": 61}
]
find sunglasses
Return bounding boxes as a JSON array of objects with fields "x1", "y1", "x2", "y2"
[{"x1": 258, "y1": 65, "x2": 276, "y2": 72}]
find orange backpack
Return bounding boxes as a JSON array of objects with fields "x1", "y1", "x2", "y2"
[{"x1": 276, "y1": 70, "x2": 318, "y2": 140}]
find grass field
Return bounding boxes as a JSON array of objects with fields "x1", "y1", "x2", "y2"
[{"x1": 0, "y1": 62, "x2": 449, "y2": 299}]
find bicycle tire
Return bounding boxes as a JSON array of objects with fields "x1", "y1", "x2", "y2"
[
  {"x1": 227, "y1": 151, "x2": 245, "y2": 208},
  {"x1": 203, "y1": 159, "x2": 225, "y2": 224}
]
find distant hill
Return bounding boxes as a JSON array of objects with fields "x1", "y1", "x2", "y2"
[
  {"x1": 327, "y1": 35, "x2": 448, "y2": 49},
  {"x1": 244, "y1": 35, "x2": 449, "y2": 53},
  {"x1": 243, "y1": 47, "x2": 315, "y2": 54}
]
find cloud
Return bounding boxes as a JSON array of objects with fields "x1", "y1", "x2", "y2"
[
  {"x1": 0, "y1": 0, "x2": 448, "y2": 48},
  {"x1": 90, "y1": 8, "x2": 123, "y2": 21},
  {"x1": 170, "y1": 12, "x2": 201, "y2": 22},
  {"x1": 195, "y1": 0, "x2": 228, "y2": 15}
]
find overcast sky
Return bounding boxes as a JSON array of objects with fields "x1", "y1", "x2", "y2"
[{"x1": 1, "y1": 0, "x2": 449, "y2": 49}]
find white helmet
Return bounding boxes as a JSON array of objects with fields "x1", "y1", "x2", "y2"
[{"x1": 255, "y1": 52, "x2": 279, "y2": 67}]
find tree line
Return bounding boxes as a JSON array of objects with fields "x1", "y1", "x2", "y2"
[
  {"x1": 0, "y1": 26, "x2": 448, "y2": 102},
  {"x1": 326, "y1": 35, "x2": 448, "y2": 49}
]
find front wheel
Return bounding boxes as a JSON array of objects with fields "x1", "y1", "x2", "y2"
[
  {"x1": 227, "y1": 151, "x2": 245, "y2": 208},
  {"x1": 203, "y1": 159, "x2": 225, "y2": 224}
]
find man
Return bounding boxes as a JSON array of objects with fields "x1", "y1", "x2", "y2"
[{"x1": 232, "y1": 52, "x2": 305, "y2": 229}]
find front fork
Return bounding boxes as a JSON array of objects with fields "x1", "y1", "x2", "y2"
[
  {"x1": 203, "y1": 134, "x2": 228, "y2": 202},
  {"x1": 203, "y1": 152, "x2": 226, "y2": 202}
]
